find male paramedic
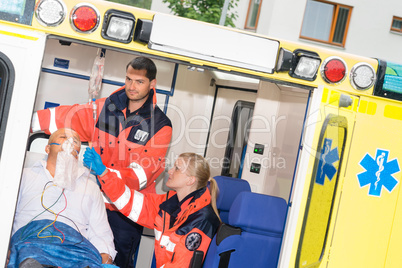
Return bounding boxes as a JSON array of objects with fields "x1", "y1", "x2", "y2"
[
  {"x1": 8, "y1": 128, "x2": 116, "y2": 267},
  {"x1": 31, "y1": 57, "x2": 173, "y2": 268}
]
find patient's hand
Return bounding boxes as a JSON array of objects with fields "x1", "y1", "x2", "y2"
[
  {"x1": 6, "y1": 250, "x2": 10, "y2": 266},
  {"x1": 101, "y1": 253, "x2": 113, "y2": 264}
]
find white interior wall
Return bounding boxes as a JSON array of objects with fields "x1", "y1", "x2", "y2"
[
  {"x1": 164, "y1": 67, "x2": 215, "y2": 162},
  {"x1": 36, "y1": 40, "x2": 99, "y2": 110},
  {"x1": 263, "y1": 88, "x2": 309, "y2": 201},
  {"x1": 241, "y1": 81, "x2": 308, "y2": 197},
  {"x1": 241, "y1": 81, "x2": 280, "y2": 193},
  {"x1": 154, "y1": 66, "x2": 216, "y2": 193}
]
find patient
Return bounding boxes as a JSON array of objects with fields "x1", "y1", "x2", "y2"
[{"x1": 7, "y1": 128, "x2": 116, "y2": 268}]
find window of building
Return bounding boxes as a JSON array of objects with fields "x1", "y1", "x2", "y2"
[
  {"x1": 300, "y1": 0, "x2": 352, "y2": 47},
  {"x1": 245, "y1": 0, "x2": 262, "y2": 30},
  {"x1": 391, "y1": 16, "x2": 402, "y2": 33}
]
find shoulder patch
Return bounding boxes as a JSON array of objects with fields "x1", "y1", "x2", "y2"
[{"x1": 185, "y1": 232, "x2": 202, "y2": 251}]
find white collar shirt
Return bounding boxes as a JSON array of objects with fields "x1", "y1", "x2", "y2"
[{"x1": 12, "y1": 159, "x2": 117, "y2": 258}]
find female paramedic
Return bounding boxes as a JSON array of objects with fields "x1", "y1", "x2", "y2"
[{"x1": 83, "y1": 150, "x2": 221, "y2": 267}]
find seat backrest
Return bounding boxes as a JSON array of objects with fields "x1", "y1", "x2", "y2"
[
  {"x1": 24, "y1": 151, "x2": 47, "y2": 168},
  {"x1": 203, "y1": 192, "x2": 287, "y2": 268},
  {"x1": 213, "y1": 176, "x2": 251, "y2": 223}
]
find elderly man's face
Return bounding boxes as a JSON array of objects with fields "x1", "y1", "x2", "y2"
[{"x1": 46, "y1": 128, "x2": 81, "y2": 159}]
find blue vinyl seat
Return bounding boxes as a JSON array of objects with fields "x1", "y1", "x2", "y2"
[
  {"x1": 214, "y1": 176, "x2": 251, "y2": 224},
  {"x1": 203, "y1": 192, "x2": 287, "y2": 268}
]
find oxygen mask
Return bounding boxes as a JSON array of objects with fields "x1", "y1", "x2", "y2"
[{"x1": 53, "y1": 137, "x2": 79, "y2": 190}]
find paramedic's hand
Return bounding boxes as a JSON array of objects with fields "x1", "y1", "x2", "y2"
[{"x1": 83, "y1": 147, "x2": 107, "y2": 177}]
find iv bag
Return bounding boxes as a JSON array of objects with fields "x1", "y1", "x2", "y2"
[{"x1": 88, "y1": 53, "x2": 105, "y2": 100}]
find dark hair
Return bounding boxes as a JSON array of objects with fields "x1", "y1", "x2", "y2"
[{"x1": 126, "y1": 56, "x2": 157, "y2": 81}]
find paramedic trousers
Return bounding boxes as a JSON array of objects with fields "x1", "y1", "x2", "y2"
[{"x1": 107, "y1": 210, "x2": 144, "y2": 268}]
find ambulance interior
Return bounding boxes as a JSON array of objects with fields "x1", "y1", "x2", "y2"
[{"x1": 24, "y1": 37, "x2": 311, "y2": 266}]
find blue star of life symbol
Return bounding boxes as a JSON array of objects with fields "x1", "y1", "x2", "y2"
[
  {"x1": 357, "y1": 149, "x2": 400, "y2": 197},
  {"x1": 315, "y1": 138, "x2": 339, "y2": 185}
]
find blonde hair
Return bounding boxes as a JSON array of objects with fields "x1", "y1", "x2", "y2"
[{"x1": 179, "y1": 153, "x2": 221, "y2": 222}]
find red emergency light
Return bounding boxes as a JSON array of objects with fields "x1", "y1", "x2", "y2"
[
  {"x1": 70, "y1": 3, "x2": 100, "y2": 33},
  {"x1": 321, "y1": 56, "x2": 347, "y2": 84}
]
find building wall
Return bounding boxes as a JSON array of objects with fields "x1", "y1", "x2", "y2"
[
  {"x1": 150, "y1": 0, "x2": 402, "y2": 63},
  {"x1": 150, "y1": 0, "x2": 171, "y2": 14}
]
